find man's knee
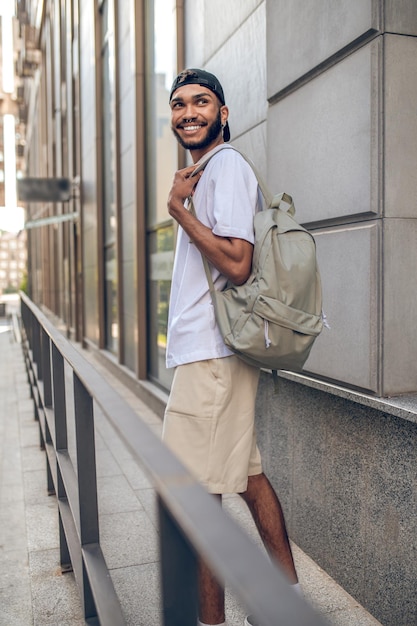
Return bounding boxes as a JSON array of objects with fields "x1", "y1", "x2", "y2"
[{"x1": 239, "y1": 472, "x2": 265, "y2": 500}]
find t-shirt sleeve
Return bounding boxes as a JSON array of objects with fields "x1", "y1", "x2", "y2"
[{"x1": 207, "y1": 150, "x2": 258, "y2": 244}]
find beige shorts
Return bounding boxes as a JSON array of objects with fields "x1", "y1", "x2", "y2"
[{"x1": 162, "y1": 356, "x2": 262, "y2": 494}]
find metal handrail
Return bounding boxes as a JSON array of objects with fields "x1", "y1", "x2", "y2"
[{"x1": 19, "y1": 292, "x2": 326, "y2": 626}]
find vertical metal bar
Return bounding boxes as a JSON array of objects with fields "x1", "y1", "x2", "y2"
[
  {"x1": 33, "y1": 316, "x2": 42, "y2": 379},
  {"x1": 59, "y1": 507, "x2": 73, "y2": 573},
  {"x1": 51, "y1": 343, "x2": 68, "y2": 451},
  {"x1": 73, "y1": 371, "x2": 99, "y2": 619},
  {"x1": 29, "y1": 307, "x2": 34, "y2": 349},
  {"x1": 158, "y1": 496, "x2": 199, "y2": 626},
  {"x1": 44, "y1": 407, "x2": 53, "y2": 445},
  {"x1": 34, "y1": 399, "x2": 40, "y2": 424},
  {"x1": 52, "y1": 343, "x2": 71, "y2": 570},
  {"x1": 73, "y1": 372, "x2": 99, "y2": 546},
  {"x1": 41, "y1": 328, "x2": 53, "y2": 407},
  {"x1": 21, "y1": 299, "x2": 29, "y2": 346},
  {"x1": 28, "y1": 307, "x2": 33, "y2": 349},
  {"x1": 26, "y1": 303, "x2": 31, "y2": 345},
  {"x1": 44, "y1": 414, "x2": 54, "y2": 493},
  {"x1": 46, "y1": 453, "x2": 55, "y2": 495}
]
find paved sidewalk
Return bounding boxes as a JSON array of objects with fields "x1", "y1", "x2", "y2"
[{"x1": 0, "y1": 311, "x2": 383, "y2": 626}]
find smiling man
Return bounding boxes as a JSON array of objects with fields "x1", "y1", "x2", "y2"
[
  {"x1": 170, "y1": 69, "x2": 229, "y2": 152},
  {"x1": 162, "y1": 69, "x2": 300, "y2": 626}
]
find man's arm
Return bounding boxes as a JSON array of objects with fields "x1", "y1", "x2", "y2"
[{"x1": 168, "y1": 165, "x2": 253, "y2": 286}]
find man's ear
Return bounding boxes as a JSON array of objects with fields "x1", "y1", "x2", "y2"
[{"x1": 220, "y1": 105, "x2": 229, "y2": 126}]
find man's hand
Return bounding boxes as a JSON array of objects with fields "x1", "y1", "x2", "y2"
[
  {"x1": 167, "y1": 165, "x2": 203, "y2": 219},
  {"x1": 167, "y1": 165, "x2": 253, "y2": 286}
]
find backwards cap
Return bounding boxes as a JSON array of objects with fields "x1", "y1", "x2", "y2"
[{"x1": 169, "y1": 68, "x2": 230, "y2": 142}]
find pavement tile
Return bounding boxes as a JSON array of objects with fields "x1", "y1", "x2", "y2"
[
  {"x1": 1, "y1": 454, "x2": 22, "y2": 484},
  {"x1": 30, "y1": 548, "x2": 84, "y2": 625},
  {"x1": 0, "y1": 555, "x2": 33, "y2": 626},
  {"x1": 97, "y1": 473, "x2": 143, "y2": 516},
  {"x1": 135, "y1": 488, "x2": 159, "y2": 531},
  {"x1": 324, "y1": 608, "x2": 383, "y2": 626},
  {"x1": 100, "y1": 509, "x2": 159, "y2": 569},
  {"x1": 19, "y1": 422, "x2": 40, "y2": 449},
  {"x1": 0, "y1": 503, "x2": 27, "y2": 553},
  {"x1": 0, "y1": 548, "x2": 29, "y2": 579},
  {"x1": 116, "y1": 455, "x2": 153, "y2": 491},
  {"x1": 17, "y1": 401, "x2": 34, "y2": 416},
  {"x1": 110, "y1": 562, "x2": 162, "y2": 626},
  {"x1": 96, "y1": 446, "x2": 123, "y2": 477},
  {"x1": 23, "y1": 468, "x2": 50, "y2": 505},
  {"x1": 25, "y1": 501, "x2": 59, "y2": 552},
  {"x1": 0, "y1": 481, "x2": 24, "y2": 506},
  {"x1": 0, "y1": 603, "x2": 34, "y2": 626},
  {"x1": 21, "y1": 444, "x2": 46, "y2": 473},
  {"x1": 93, "y1": 428, "x2": 109, "y2": 452}
]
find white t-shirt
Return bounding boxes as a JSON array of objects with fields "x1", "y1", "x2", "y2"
[{"x1": 166, "y1": 144, "x2": 260, "y2": 368}]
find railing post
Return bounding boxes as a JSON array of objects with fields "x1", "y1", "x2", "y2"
[
  {"x1": 40, "y1": 328, "x2": 53, "y2": 495},
  {"x1": 32, "y1": 315, "x2": 42, "y2": 379},
  {"x1": 73, "y1": 372, "x2": 99, "y2": 545},
  {"x1": 58, "y1": 510, "x2": 73, "y2": 574},
  {"x1": 73, "y1": 371, "x2": 99, "y2": 619},
  {"x1": 51, "y1": 342, "x2": 72, "y2": 571},
  {"x1": 158, "y1": 496, "x2": 199, "y2": 626},
  {"x1": 51, "y1": 342, "x2": 68, "y2": 451},
  {"x1": 41, "y1": 327, "x2": 52, "y2": 408}
]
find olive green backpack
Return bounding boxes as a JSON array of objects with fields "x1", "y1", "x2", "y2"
[{"x1": 190, "y1": 146, "x2": 325, "y2": 373}]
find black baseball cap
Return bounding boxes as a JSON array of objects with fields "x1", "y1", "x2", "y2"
[{"x1": 169, "y1": 68, "x2": 231, "y2": 142}]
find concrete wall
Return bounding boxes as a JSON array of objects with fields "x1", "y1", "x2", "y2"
[
  {"x1": 266, "y1": 0, "x2": 417, "y2": 397},
  {"x1": 186, "y1": 0, "x2": 417, "y2": 398},
  {"x1": 185, "y1": 1, "x2": 417, "y2": 624},
  {"x1": 185, "y1": 0, "x2": 268, "y2": 175},
  {"x1": 256, "y1": 373, "x2": 417, "y2": 626}
]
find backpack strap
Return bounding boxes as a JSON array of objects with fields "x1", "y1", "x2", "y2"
[
  {"x1": 191, "y1": 144, "x2": 295, "y2": 215},
  {"x1": 187, "y1": 195, "x2": 218, "y2": 296},
  {"x1": 187, "y1": 144, "x2": 295, "y2": 292}
]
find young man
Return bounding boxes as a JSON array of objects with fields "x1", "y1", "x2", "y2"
[{"x1": 162, "y1": 68, "x2": 300, "y2": 626}]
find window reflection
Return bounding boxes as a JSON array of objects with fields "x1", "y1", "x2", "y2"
[
  {"x1": 149, "y1": 226, "x2": 174, "y2": 388},
  {"x1": 147, "y1": 0, "x2": 178, "y2": 387},
  {"x1": 100, "y1": 0, "x2": 118, "y2": 353}
]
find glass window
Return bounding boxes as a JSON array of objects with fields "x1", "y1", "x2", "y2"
[
  {"x1": 100, "y1": 0, "x2": 118, "y2": 353},
  {"x1": 148, "y1": 225, "x2": 174, "y2": 388},
  {"x1": 146, "y1": 0, "x2": 179, "y2": 387}
]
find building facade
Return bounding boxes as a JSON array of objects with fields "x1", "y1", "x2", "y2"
[
  {"x1": 0, "y1": 230, "x2": 26, "y2": 295},
  {"x1": 13, "y1": 1, "x2": 417, "y2": 625}
]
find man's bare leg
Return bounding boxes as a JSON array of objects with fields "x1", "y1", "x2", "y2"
[
  {"x1": 198, "y1": 475, "x2": 297, "y2": 623},
  {"x1": 198, "y1": 558, "x2": 225, "y2": 625},
  {"x1": 239, "y1": 472, "x2": 298, "y2": 583},
  {"x1": 198, "y1": 494, "x2": 225, "y2": 625}
]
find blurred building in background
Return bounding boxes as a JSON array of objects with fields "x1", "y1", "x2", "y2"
[
  {"x1": 0, "y1": 1, "x2": 27, "y2": 299},
  {"x1": 0, "y1": 229, "x2": 26, "y2": 294}
]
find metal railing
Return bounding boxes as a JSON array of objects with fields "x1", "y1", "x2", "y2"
[{"x1": 19, "y1": 292, "x2": 326, "y2": 626}]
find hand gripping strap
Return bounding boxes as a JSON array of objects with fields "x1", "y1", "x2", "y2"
[{"x1": 187, "y1": 145, "x2": 294, "y2": 291}]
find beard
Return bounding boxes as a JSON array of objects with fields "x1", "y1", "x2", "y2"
[{"x1": 172, "y1": 110, "x2": 223, "y2": 150}]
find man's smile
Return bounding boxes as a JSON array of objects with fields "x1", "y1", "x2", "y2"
[{"x1": 179, "y1": 123, "x2": 206, "y2": 132}]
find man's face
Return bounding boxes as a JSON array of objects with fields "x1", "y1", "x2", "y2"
[{"x1": 170, "y1": 84, "x2": 228, "y2": 153}]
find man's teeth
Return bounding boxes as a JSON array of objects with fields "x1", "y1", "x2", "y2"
[{"x1": 183, "y1": 125, "x2": 200, "y2": 130}]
